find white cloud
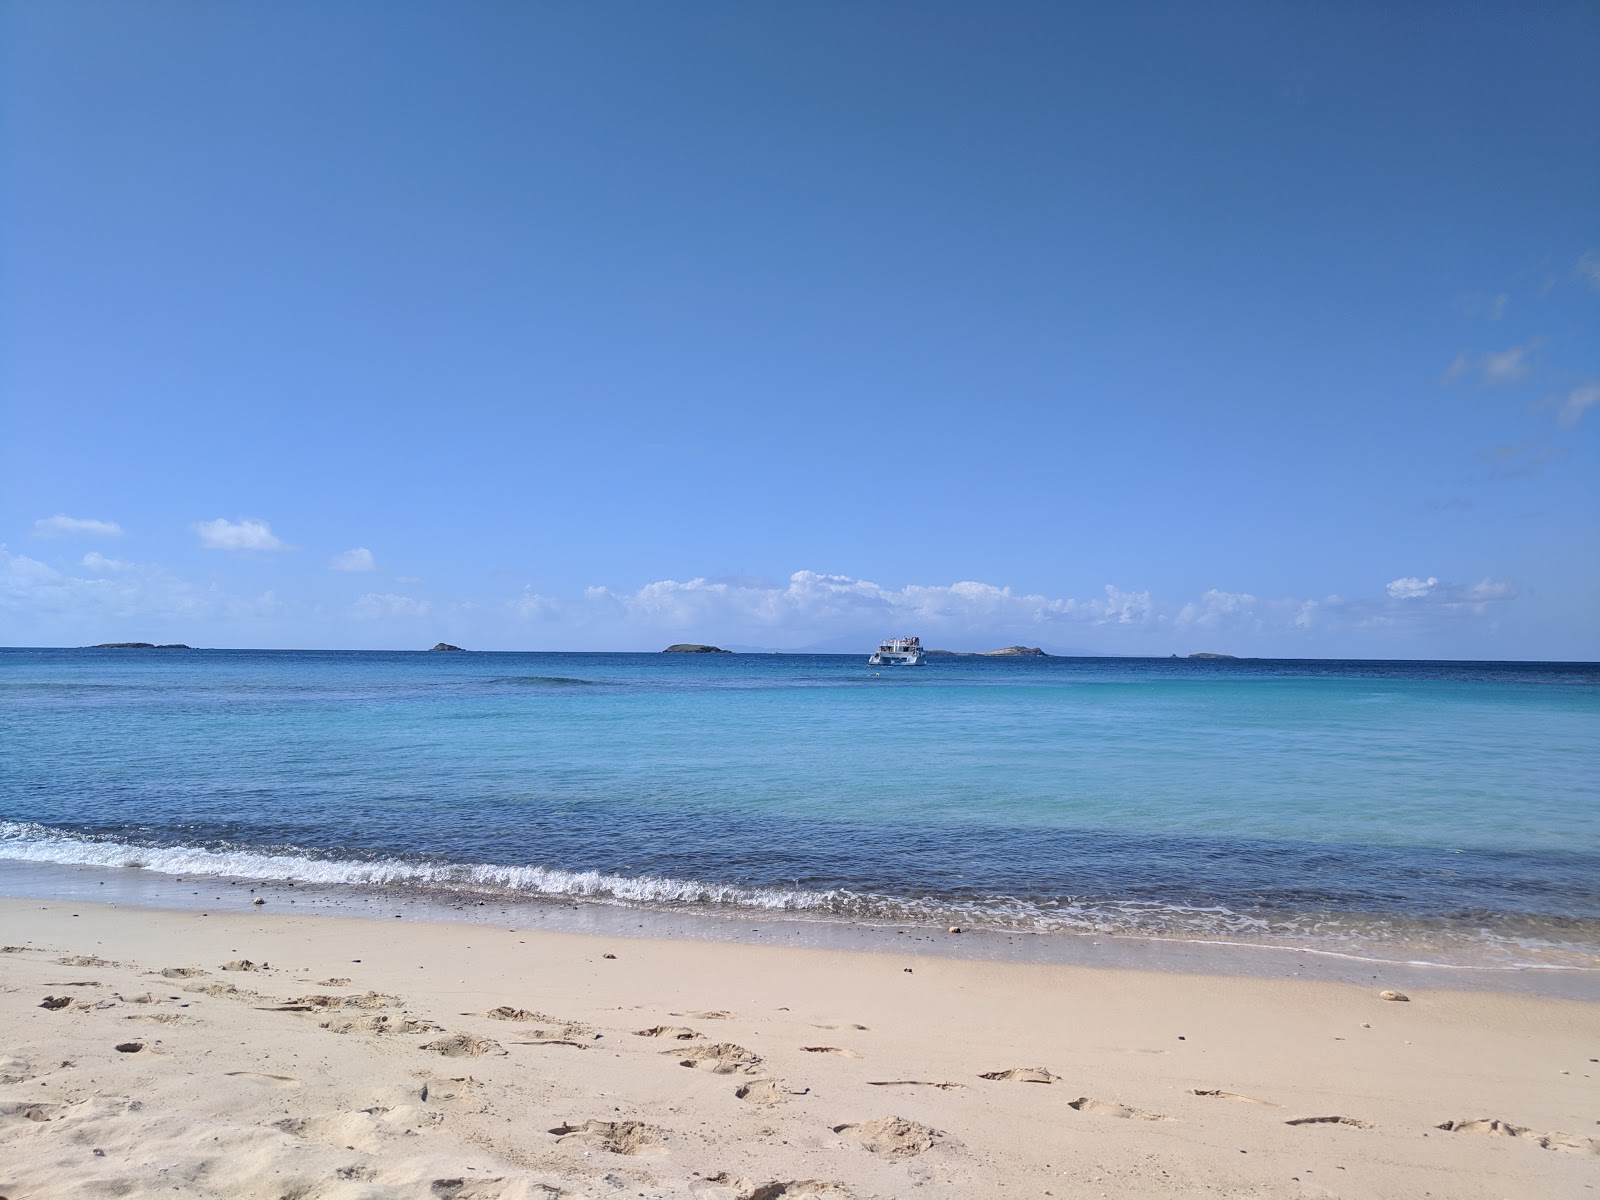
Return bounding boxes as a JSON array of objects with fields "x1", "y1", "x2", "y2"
[
  {"x1": 194, "y1": 518, "x2": 289, "y2": 552},
  {"x1": 328, "y1": 547, "x2": 377, "y2": 572},
  {"x1": 509, "y1": 587, "x2": 557, "y2": 620},
  {"x1": 1443, "y1": 344, "x2": 1534, "y2": 387},
  {"x1": 1577, "y1": 252, "x2": 1600, "y2": 289},
  {"x1": 1490, "y1": 293, "x2": 1508, "y2": 320},
  {"x1": 1387, "y1": 576, "x2": 1439, "y2": 600},
  {"x1": 1, "y1": 546, "x2": 285, "y2": 628},
  {"x1": 81, "y1": 552, "x2": 136, "y2": 573},
  {"x1": 1176, "y1": 589, "x2": 1258, "y2": 629},
  {"x1": 352, "y1": 593, "x2": 431, "y2": 619},
  {"x1": 1556, "y1": 382, "x2": 1599, "y2": 429},
  {"x1": 34, "y1": 514, "x2": 123, "y2": 538}
]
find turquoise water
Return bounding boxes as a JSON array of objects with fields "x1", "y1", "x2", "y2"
[{"x1": 2, "y1": 648, "x2": 1597, "y2": 968}]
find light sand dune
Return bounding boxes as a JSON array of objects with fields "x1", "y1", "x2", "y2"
[{"x1": 1, "y1": 898, "x2": 1596, "y2": 1199}]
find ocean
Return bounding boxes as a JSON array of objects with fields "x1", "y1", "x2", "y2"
[{"x1": 2, "y1": 647, "x2": 1597, "y2": 972}]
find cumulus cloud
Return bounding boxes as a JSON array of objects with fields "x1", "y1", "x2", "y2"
[
  {"x1": 1387, "y1": 576, "x2": 1439, "y2": 600},
  {"x1": 1176, "y1": 589, "x2": 1259, "y2": 629},
  {"x1": 34, "y1": 514, "x2": 123, "y2": 538},
  {"x1": 1, "y1": 547, "x2": 284, "y2": 628},
  {"x1": 352, "y1": 593, "x2": 431, "y2": 619},
  {"x1": 328, "y1": 547, "x2": 377, "y2": 572},
  {"x1": 81, "y1": 552, "x2": 136, "y2": 573},
  {"x1": 194, "y1": 518, "x2": 289, "y2": 552}
]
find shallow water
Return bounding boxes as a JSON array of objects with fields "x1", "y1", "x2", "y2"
[{"x1": 2, "y1": 647, "x2": 1596, "y2": 969}]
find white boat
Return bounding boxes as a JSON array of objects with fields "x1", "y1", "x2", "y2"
[{"x1": 868, "y1": 636, "x2": 923, "y2": 666}]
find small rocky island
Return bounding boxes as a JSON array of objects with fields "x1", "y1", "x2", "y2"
[
  {"x1": 1187, "y1": 652, "x2": 1238, "y2": 660},
  {"x1": 428, "y1": 643, "x2": 466, "y2": 652},
  {"x1": 663, "y1": 643, "x2": 731, "y2": 653},
  {"x1": 89, "y1": 643, "x2": 192, "y2": 650}
]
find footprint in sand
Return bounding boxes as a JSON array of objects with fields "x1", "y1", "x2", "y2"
[
  {"x1": 1285, "y1": 1115, "x2": 1372, "y2": 1129},
  {"x1": 484, "y1": 1005, "x2": 549, "y2": 1022},
  {"x1": 57, "y1": 955, "x2": 112, "y2": 967},
  {"x1": 1068, "y1": 1096, "x2": 1168, "y2": 1120},
  {"x1": 324, "y1": 1015, "x2": 442, "y2": 1036},
  {"x1": 113, "y1": 1041, "x2": 145, "y2": 1054},
  {"x1": 801, "y1": 1046, "x2": 861, "y2": 1058},
  {"x1": 548, "y1": 1118, "x2": 667, "y2": 1156},
  {"x1": 979, "y1": 1066, "x2": 1060, "y2": 1084},
  {"x1": 225, "y1": 1070, "x2": 300, "y2": 1087},
  {"x1": 832, "y1": 1116, "x2": 940, "y2": 1160},
  {"x1": 0, "y1": 1057, "x2": 34, "y2": 1085},
  {"x1": 867, "y1": 1080, "x2": 965, "y2": 1091},
  {"x1": 220, "y1": 959, "x2": 266, "y2": 972},
  {"x1": 810, "y1": 1023, "x2": 869, "y2": 1031},
  {"x1": 673, "y1": 1043, "x2": 762, "y2": 1074},
  {"x1": 735, "y1": 1078, "x2": 807, "y2": 1106},
  {"x1": 1436, "y1": 1118, "x2": 1598, "y2": 1154},
  {"x1": 1191, "y1": 1088, "x2": 1278, "y2": 1106},
  {"x1": 417, "y1": 1077, "x2": 478, "y2": 1106},
  {"x1": 671, "y1": 1009, "x2": 732, "y2": 1020},
  {"x1": 696, "y1": 1178, "x2": 856, "y2": 1200},
  {"x1": 317, "y1": 976, "x2": 353, "y2": 987},
  {"x1": 420, "y1": 1034, "x2": 505, "y2": 1058},
  {"x1": 157, "y1": 966, "x2": 207, "y2": 979},
  {"x1": 634, "y1": 1025, "x2": 703, "y2": 1040}
]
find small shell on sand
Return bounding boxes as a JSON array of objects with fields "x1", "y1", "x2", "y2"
[{"x1": 1379, "y1": 990, "x2": 1410, "y2": 1002}]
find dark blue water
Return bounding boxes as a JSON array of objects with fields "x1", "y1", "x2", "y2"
[{"x1": 2, "y1": 648, "x2": 1597, "y2": 968}]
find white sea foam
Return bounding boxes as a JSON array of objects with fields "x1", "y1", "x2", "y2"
[{"x1": 1, "y1": 821, "x2": 1594, "y2": 970}]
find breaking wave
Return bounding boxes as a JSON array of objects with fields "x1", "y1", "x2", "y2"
[{"x1": 1, "y1": 821, "x2": 1595, "y2": 971}]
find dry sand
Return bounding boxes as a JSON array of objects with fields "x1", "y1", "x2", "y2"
[{"x1": 0, "y1": 897, "x2": 1595, "y2": 1199}]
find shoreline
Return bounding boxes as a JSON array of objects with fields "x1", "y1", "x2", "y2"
[
  {"x1": 4, "y1": 859, "x2": 1597, "y2": 1002},
  {"x1": 1, "y1": 895, "x2": 1596, "y2": 1198}
]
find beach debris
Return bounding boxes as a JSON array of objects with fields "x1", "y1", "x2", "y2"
[
  {"x1": 1191, "y1": 1089, "x2": 1277, "y2": 1106},
  {"x1": 673, "y1": 1042, "x2": 762, "y2": 1074},
  {"x1": 602, "y1": 953, "x2": 617, "y2": 960},
  {"x1": 831, "y1": 1116, "x2": 940, "y2": 1160},
  {"x1": 634, "y1": 1025, "x2": 702, "y2": 1040},
  {"x1": 548, "y1": 1119, "x2": 665, "y2": 1155},
  {"x1": 1068, "y1": 1096, "x2": 1168, "y2": 1120},
  {"x1": 113, "y1": 1042, "x2": 144, "y2": 1053},
  {"x1": 252, "y1": 897, "x2": 265, "y2": 905},
  {"x1": 1285, "y1": 1115, "x2": 1372, "y2": 1128},
  {"x1": 867, "y1": 1080, "x2": 965, "y2": 1090},
  {"x1": 979, "y1": 1066, "x2": 1060, "y2": 1084},
  {"x1": 420, "y1": 1033, "x2": 505, "y2": 1057},
  {"x1": 948, "y1": 926, "x2": 962, "y2": 934},
  {"x1": 38, "y1": 996, "x2": 71, "y2": 1010},
  {"x1": 1379, "y1": 989, "x2": 1410, "y2": 1002},
  {"x1": 802, "y1": 1045, "x2": 861, "y2": 1058},
  {"x1": 221, "y1": 959, "x2": 265, "y2": 972},
  {"x1": 902, "y1": 968, "x2": 913, "y2": 974}
]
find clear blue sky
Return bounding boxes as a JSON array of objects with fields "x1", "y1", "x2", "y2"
[{"x1": 3, "y1": 2, "x2": 1596, "y2": 656}]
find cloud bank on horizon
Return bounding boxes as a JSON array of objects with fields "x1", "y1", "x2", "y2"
[{"x1": 1, "y1": 546, "x2": 1524, "y2": 657}]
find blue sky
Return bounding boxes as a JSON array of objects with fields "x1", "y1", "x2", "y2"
[{"x1": 3, "y1": 2, "x2": 1596, "y2": 657}]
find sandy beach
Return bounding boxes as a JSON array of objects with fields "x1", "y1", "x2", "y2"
[{"x1": 0, "y1": 897, "x2": 1595, "y2": 1199}]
